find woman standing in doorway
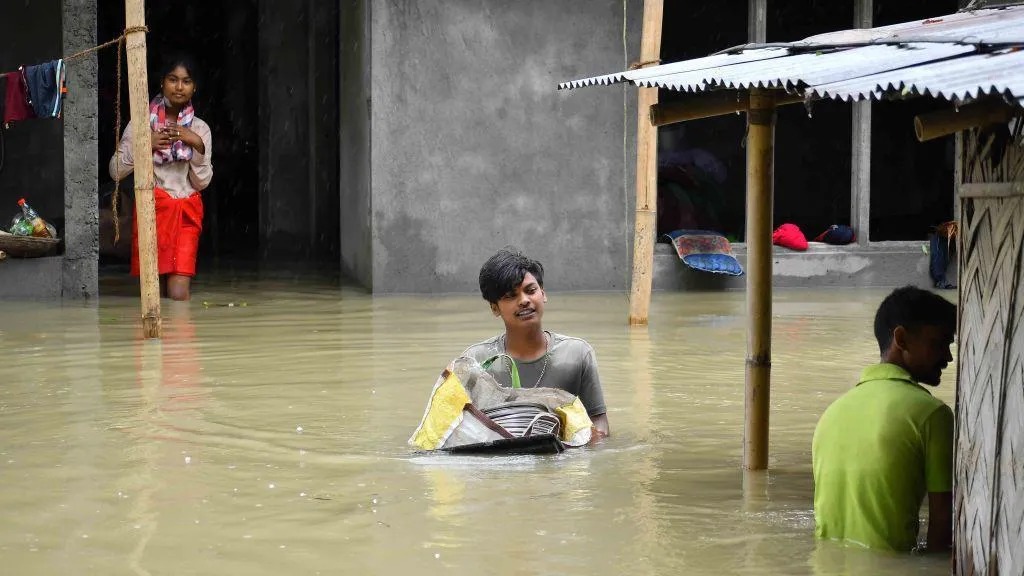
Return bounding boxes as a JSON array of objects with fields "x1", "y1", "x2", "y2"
[{"x1": 110, "y1": 53, "x2": 213, "y2": 301}]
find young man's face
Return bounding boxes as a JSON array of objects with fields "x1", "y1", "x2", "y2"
[
  {"x1": 899, "y1": 324, "x2": 955, "y2": 386},
  {"x1": 491, "y1": 272, "x2": 546, "y2": 329}
]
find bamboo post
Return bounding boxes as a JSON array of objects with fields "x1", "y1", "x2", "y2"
[
  {"x1": 124, "y1": 0, "x2": 161, "y2": 338},
  {"x1": 851, "y1": 0, "x2": 873, "y2": 246},
  {"x1": 650, "y1": 91, "x2": 802, "y2": 127},
  {"x1": 914, "y1": 100, "x2": 1021, "y2": 142},
  {"x1": 627, "y1": 0, "x2": 665, "y2": 326},
  {"x1": 743, "y1": 90, "x2": 775, "y2": 470}
]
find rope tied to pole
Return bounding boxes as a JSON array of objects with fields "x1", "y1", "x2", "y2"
[
  {"x1": 17, "y1": 25, "x2": 154, "y2": 244},
  {"x1": 65, "y1": 26, "x2": 149, "y2": 62},
  {"x1": 1, "y1": 26, "x2": 149, "y2": 243},
  {"x1": 628, "y1": 58, "x2": 661, "y2": 70},
  {"x1": 100, "y1": 25, "x2": 149, "y2": 244}
]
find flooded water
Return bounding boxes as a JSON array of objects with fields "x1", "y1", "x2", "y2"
[{"x1": 0, "y1": 278, "x2": 953, "y2": 575}]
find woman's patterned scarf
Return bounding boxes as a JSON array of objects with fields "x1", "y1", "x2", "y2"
[{"x1": 149, "y1": 94, "x2": 195, "y2": 165}]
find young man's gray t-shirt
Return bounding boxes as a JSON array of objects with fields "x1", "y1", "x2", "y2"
[{"x1": 462, "y1": 331, "x2": 607, "y2": 417}]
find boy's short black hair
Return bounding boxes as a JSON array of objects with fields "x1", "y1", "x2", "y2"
[
  {"x1": 479, "y1": 248, "x2": 544, "y2": 304},
  {"x1": 873, "y1": 285, "x2": 957, "y2": 355}
]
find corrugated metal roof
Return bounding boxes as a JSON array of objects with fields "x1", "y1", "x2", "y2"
[
  {"x1": 558, "y1": 5, "x2": 1024, "y2": 106},
  {"x1": 810, "y1": 47, "x2": 1024, "y2": 102},
  {"x1": 802, "y1": 5, "x2": 1024, "y2": 45},
  {"x1": 636, "y1": 43, "x2": 977, "y2": 93},
  {"x1": 558, "y1": 49, "x2": 787, "y2": 90}
]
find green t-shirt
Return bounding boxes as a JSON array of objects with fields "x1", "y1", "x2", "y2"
[{"x1": 812, "y1": 363, "x2": 954, "y2": 552}]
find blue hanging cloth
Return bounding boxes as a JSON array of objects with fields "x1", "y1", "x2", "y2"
[{"x1": 23, "y1": 60, "x2": 65, "y2": 119}]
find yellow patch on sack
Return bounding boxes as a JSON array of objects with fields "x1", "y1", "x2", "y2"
[
  {"x1": 555, "y1": 397, "x2": 593, "y2": 447},
  {"x1": 409, "y1": 369, "x2": 472, "y2": 451}
]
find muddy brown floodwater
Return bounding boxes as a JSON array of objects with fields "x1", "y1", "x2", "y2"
[{"x1": 0, "y1": 279, "x2": 952, "y2": 575}]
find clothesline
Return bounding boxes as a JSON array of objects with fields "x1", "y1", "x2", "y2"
[
  {"x1": 0, "y1": 26, "x2": 148, "y2": 77},
  {"x1": 2, "y1": 26, "x2": 149, "y2": 242}
]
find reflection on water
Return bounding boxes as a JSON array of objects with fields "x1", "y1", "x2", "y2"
[{"x1": 0, "y1": 279, "x2": 952, "y2": 575}]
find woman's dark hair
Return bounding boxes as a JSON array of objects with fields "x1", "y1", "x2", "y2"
[
  {"x1": 157, "y1": 51, "x2": 200, "y2": 86},
  {"x1": 479, "y1": 248, "x2": 544, "y2": 304},
  {"x1": 873, "y1": 285, "x2": 957, "y2": 354}
]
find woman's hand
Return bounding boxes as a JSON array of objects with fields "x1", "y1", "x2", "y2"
[
  {"x1": 164, "y1": 124, "x2": 206, "y2": 155},
  {"x1": 151, "y1": 128, "x2": 173, "y2": 151}
]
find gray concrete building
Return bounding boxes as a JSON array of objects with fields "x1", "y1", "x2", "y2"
[{"x1": 341, "y1": 0, "x2": 641, "y2": 292}]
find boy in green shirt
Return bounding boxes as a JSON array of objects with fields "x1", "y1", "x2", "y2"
[{"x1": 812, "y1": 286, "x2": 956, "y2": 553}]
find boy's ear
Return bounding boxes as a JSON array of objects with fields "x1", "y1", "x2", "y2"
[
  {"x1": 490, "y1": 303, "x2": 500, "y2": 316},
  {"x1": 892, "y1": 326, "x2": 908, "y2": 352}
]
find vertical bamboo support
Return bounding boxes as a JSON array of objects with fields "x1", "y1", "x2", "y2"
[
  {"x1": 124, "y1": 0, "x2": 161, "y2": 338},
  {"x1": 851, "y1": 0, "x2": 873, "y2": 245},
  {"x1": 627, "y1": 0, "x2": 665, "y2": 326},
  {"x1": 743, "y1": 90, "x2": 775, "y2": 470}
]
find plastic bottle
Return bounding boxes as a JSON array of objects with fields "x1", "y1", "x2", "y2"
[
  {"x1": 18, "y1": 198, "x2": 51, "y2": 238},
  {"x1": 9, "y1": 214, "x2": 34, "y2": 236}
]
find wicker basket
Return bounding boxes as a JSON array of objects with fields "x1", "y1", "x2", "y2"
[{"x1": 0, "y1": 232, "x2": 61, "y2": 258}]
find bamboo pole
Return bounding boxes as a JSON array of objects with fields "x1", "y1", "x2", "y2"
[
  {"x1": 627, "y1": 0, "x2": 665, "y2": 326},
  {"x1": 743, "y1": 90, "x2": 775, "y2": 471},
  {"x1": 850, "y1": 0, "x2": 873, "y2": 247},
  {"x1": 914, "y1": 100, "x2": 1020, "y2": 143},
  {"x1": 650, "y1": 91, "x2": 803, "y2": 127},
  {"x1": 651, "y1": 92, "x2": 748, "y2": 127},
  {"x1": 124, "y1": 0, "x2": 161, "y2": 338}
]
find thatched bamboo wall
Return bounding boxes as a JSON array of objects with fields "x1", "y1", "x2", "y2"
[{"x1": 955, "y1": 119, "x2": 1024, "y2": 575}]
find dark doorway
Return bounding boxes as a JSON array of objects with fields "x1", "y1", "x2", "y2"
[{"x1": 658, "y1": 0, "x2": 749, "y2": 242}]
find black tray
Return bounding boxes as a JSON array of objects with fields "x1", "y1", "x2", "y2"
[{"x1": 440, "y1": 434, "x2": 565, "y2": 455}]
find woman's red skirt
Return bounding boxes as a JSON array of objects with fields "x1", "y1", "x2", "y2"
[{"x1": 131, "y1": 187, "x2": 204, "y2": 277}]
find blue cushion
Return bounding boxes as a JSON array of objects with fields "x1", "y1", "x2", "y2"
[{"x1": 682, "y1": 253, "x2": 744, "y2": 276}]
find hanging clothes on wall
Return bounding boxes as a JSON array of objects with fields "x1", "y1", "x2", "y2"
[
  {"x1": 23, "y1": 60, "x2": 65, "y2": 119},
  {"x1": 2, "y1": 59, "x2": 65, "y2": 128},
  {"x1": 2, "y1": 69, "x2": 36, "y2": 127}
]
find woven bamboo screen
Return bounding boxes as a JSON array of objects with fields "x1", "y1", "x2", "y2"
[{"x1": 955, "y1": 120, "x2": 1024, "y2": 575}]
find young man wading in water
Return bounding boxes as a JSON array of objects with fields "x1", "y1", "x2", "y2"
[
  {"x1": 463, "y1": 248, "x2": 610, "y2": 439},
  {"x1": 813, "y1": 286, "x2": 955, "y2": 553}
]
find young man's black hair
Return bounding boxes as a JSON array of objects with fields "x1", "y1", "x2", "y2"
[
  {"x1": 478, "y1": 247, "x2": 545, "y2": 305},
  {"x1": 873, "y1": 285, "x2": 957, "y2": 355}
]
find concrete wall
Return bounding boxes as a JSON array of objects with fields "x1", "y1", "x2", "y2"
[
  {"x1": 339, "y1": 0, "x2": 373, "y2": 288},
  {"x1": 62, "y1": 0, "x2": 98, "y2": 298},
  {"x1": 0, "y1": 257, "x2": 63, "y2": 299},
  {"x1": 367, "y1": 0, "x2": 640, "y2": 293},
  {"x1": 257, "y1": 0, "x2": 340, "y2": 262},
  {"x1": 652, "y1": 241, "x2": 952, "y2": 291}
]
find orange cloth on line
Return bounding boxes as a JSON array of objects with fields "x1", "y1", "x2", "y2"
[{"x1": 131, "y1": 187, "x2": 204, "y2": 277}]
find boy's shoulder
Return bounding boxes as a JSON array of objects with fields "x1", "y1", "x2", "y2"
[
  {"x1": 550, "y1": 332, "x2": 595, "y2": 350},
  {"x1": 461, "y1": 335, "x2": 503, "y2": 360}
]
